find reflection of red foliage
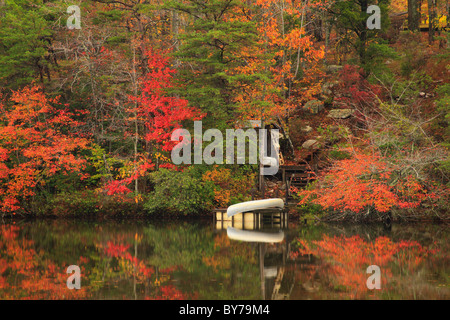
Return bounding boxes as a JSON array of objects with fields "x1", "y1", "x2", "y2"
[
  {"x1": 146, "y1": 285, "x2": 186, "y2": 300},
  {"x1": 103, "y1": 241, "x2": 196, "y2": 300},
  {"x1": 291, "y1": 235, "x2": 437, "y2": 299},
  {"x1": 103, "y1": 241, "x2": 154, "y2": 278},
  {"x1": 0, "y1": 226, "x2": 90, "y2": 299},
  {"x1": 104, "y1": 241, "x2": 131, "y2": 258}
]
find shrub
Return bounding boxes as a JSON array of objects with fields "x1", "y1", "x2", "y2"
[
  {"x1": 144, "y1": 168, "x2": 215, "y2": 215},
  {"x1": 34, "y1": 190, "x2": 143, "y2": 217},
  {"x1": 202, "y1": 166, "x2": 256, "y2": 207}
]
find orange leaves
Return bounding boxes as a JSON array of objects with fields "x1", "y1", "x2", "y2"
[
  {"x1": 298, "y1": 146, "x2": 431, "y2": 214},
  {"x1": 0, "y1": 86, "x2": 90, "y2": 214},
  {"x1": 0, "y1": 225, "x2": 90, "y2": 299},
  {"x1": 202, "y1": 168, "x2": 234, "y2": 207},
  {"x1": 292, "y1": 234, "x2": 436, "y2": 299},
  {"x1": 228, "y1": 0, "x2": 326, "y2": 122},
  {"x1": 202, "y1": 167, "x2": 255, "y2": 207}
]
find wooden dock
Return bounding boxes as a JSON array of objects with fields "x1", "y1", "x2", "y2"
[{"x1": 214, "y1": 208, "x2": 288, "y2": 230}]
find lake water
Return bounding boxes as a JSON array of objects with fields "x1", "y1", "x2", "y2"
[{"x1": 0, "y1": 218, "x2": 448, "y2": 300}]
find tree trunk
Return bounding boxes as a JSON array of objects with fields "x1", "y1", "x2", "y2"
[
  {"x1": 132, "y1": 44, "x2": 139, "y2": 194},
  {"x1": 172, "y1": 9, "x2": 179, "y2": 52},
  {"x1": 408, "y1": 0, "x2": 420, "y2": 31},
  {"x1": 359, "y1": 0, "x2": 368, "y2": 66},
  {"x1": 428, "y1": 0, "x2": 437, "y2": 43}
]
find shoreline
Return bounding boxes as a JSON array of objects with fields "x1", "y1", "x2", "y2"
[{"x1": 1, "y1": 207, "x2": 448, "y2": 225}]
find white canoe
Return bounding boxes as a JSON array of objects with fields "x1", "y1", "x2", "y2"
[
  {"x1": 227, "y1": 227, "x2": 285, "y2": 243},
  {"x1": 226, "y1": 198, "x2": 284, "y2": 217}
]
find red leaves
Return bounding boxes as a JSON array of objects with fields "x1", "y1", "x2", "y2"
[
  {"x1": 132, "y1": 48, "x2": 204, "y2": 152},
  {"x1": 104, "y1": 162, "x2": 156, "y2": 196},
  {"x1": 336, "y1": 65, "x2": 382, "y2": 109},
  {"x1": 105, "y1": 177, "x2": 135, "y2": 196},
  {"x1": 298, "y1": 146, "x2": 430, "y2": 213},
  {"x1": 104, "y1": 48, "x2": 203, "y2": 196},
  {"x1": 0, "y1": 225, "x2": 90, "y2": 299},
  {"x1": 291, "y1": 234, "x2": 436, "y2": 299},
  {"x1": 0, "y1": 86, "x2": 90, "y2": 213}
]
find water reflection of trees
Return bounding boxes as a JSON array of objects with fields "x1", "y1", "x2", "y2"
[
  {"x1": 0, "y1": 221, "x2": 262, "y2": 300},
  {"x1": 290, "y1": 224, "x2": 449, "y2": 299},
  {"x1": 0, "y1": 225, "x2": 90, "y2": 299},
  {"x1": 0, "y1": 221, "x2": 447, "y2": 300}
]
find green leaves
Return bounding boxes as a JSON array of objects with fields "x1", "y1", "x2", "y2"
[
  {"x1": 144, "y1": 168, "x2": 215, "y2": 215},
  {"x1": 329, "y1": 0, "x2": 391, "y2": 70},
  {"x1": 0, "y1": 0, "x2": 56, "y2": 88},
  {"x1": 167, "y1": 0, "x2": 261, "y2": 129}
]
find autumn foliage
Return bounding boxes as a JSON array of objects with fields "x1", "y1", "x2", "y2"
[
  {"x1": 202, "y1": 167, "x2": 256, "y2": 208},
  {"x1": 132, "y1": 49, "x2": 204, "y2": 153},
  {"x1": 232, "y1": 0, "x2": 325, "y2": 122},
  {"x1": 0, "y1": 0, "x2": 448, "y2": 217},
  {"x1": 291, "y1": 234, "x2": 438, "y2": 299},
  {"x1": 101, "y1": 239, "x2": 191, "y2": 300},
  {"x1": 297, "y1": 145, "x2": 433, "y2": 214},
  {"x1": 104, "y1": 48, "x2": 203, "y2": 196},
  {"x1": 0, "y1": 225, "x2": 90, "y2": 299},
  {"x1": 0, "y1": 87, "x2": 90, "y2": 214}
]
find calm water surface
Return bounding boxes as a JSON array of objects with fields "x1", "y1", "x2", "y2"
[{"x1": 0, "y1": 218, "x2": 448, "y2": 300}]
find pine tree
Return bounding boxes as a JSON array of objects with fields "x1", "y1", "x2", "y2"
[
  {"x1": 328, "y1": 0, "x2": 391, "y2": 71},
  {"x1": 0, "y1": 0, "x2": 56, "y2": 89},
  {"x1": 408, "y1": 0, "x2": 420, "y2": 31},
  {"x1": 165, "y1": 0, "x2": 265, "y2": 130}
]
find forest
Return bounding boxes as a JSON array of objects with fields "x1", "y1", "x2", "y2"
[{"x1": 0, "y1": 0, "x2": 449, "y2": 222}]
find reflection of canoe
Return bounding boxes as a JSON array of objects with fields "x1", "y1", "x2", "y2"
[
  {"x1": 226, "y1": 198, "x2": 284, "y2": 217},
  {"x1": 264, "y1": 266, "x2": 278, "y2": 278},
  {"x1": 227, "y1": 227, "x2": 285, "y2": 243}
]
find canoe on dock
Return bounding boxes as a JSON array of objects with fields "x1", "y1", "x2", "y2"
[{"x1": 226, "y1": 198, "x2": 284, "y2": 217}]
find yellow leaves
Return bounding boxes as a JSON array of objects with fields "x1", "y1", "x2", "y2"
[
  {"x1": 154, "y1": 152, "x2": 170, "y2": 163},
  {"x1": 202, "y1": 167, "x2": 255, "y2": 207},
  {"x1": 118, "y1": 161, "x2": 134, "y2": 179},
  {"x1": 284, "y1": 28, "x2": 305, "y2": 48},
  {"x1": 134, "y1": 194, "x2": 143, "y2": 203}
]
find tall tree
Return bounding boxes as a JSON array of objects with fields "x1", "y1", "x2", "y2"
[
  {"x1": 0, "y1": 0, "x2": 56, "y2": 90},
  {"x1": 0, "y1": 86, "x2": 90, "y2": 214},
  {"x1": 428, "y1": 0, "x2": 437, "y2": 43},
  {"x1": 104, "y1": 48, "x2": 203, "y2": 196},
  {"x1": 408, "y1": 0, "x2": 420, "y2": 31},
  {"x1": 328, "y1": 0, "x2": 391, "y2": 71},
  {"x1": 165, "y1": 0, "x2": 263, "y2": 130},
  {"x1": 234, "y1": 0, "x2": 325, "y2": 125}
]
